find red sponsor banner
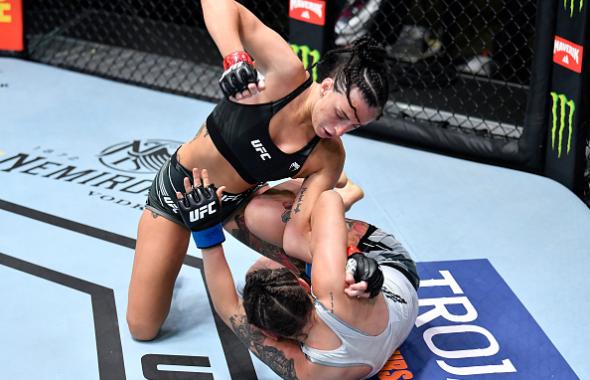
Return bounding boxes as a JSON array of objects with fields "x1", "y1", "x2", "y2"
[
  {"x1": 0, "y1": 0, "x2": 24, "y2": 51},
  {"x1": 289, "y1": 0, "x2": 326, "y2": 26},
  {"x1": 553, "y1": 35, "x2": 583, "y2": 73}
]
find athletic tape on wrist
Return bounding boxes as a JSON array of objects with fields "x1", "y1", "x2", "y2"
[
  {"x1": 347, "y1": 245, "x2": 361, "y2": 257},
  {"x1": 192, "y1": 224, "x2": 225, "y2": 249},
  {"x1": 345, "y1": 258, "x2": 357, "y2": 275},
  {"x1": 223, "y1": 51, "x2": 254, "y2": 70}
]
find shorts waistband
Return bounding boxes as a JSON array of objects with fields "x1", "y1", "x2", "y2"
[{"x1": 170, "y1": 149, "x2": 191, "y2": 178}]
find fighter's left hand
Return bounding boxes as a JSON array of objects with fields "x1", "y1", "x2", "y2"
[
  {"x1": 174, "y1": 168, "x2": 226, "y2": 249},
  {"x1": 344, "y1": 272, "x2": 370, "y2": 299}
]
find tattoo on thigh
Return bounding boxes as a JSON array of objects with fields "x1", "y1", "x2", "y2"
[
  {"x1": 150, "y1": 211, "x2": 159, "y2": 219},
  {"x1": 228, "y1": 212, "x2": 303, "y2": 273},
  {"x1": 281, "y1": 201, "x2": 293, "y2": 223},
  {"x1": 230, "y1": 314, "x2": 299, "y2": 380}
]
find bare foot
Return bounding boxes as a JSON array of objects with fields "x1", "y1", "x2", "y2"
[{"x1": 335, "y1": 179, "x2": 364, "y2": 211}]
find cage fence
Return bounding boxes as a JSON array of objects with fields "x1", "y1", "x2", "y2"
[
  {"x1": 338, "y1": 0, "x2": 536, "y2": 141},
  {"x1": 24, "y1": 0, "x2": 287, "y2": 101},
  {"x1": 21, "y1": 0, "x2": 590, "y2": 205}
]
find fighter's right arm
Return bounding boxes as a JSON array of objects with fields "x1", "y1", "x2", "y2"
[
  {"x1": 200, "y1": 0, "x2": 304, "y2": 80},
  {"x1": 200, "y1": 0, "x2": 243, "y2": 56}
]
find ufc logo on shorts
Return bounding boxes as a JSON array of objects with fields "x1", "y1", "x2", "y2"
[
  {"x1": 189, "y1": 202, "x2": 217, "y2": 222},
  {"x1": 222, "y1": 193, "x2": 242, "y2": 202},
  {"x1": 163, "y1": 196, "x2": 179, "y2": 213},
  {"x1": 251, "y1": 139, "x2": 271, "y2": 161}
]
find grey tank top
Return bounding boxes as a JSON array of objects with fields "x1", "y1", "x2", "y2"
[{"x1": 301, "y1": 266, "x2": 418, "y2": 378}]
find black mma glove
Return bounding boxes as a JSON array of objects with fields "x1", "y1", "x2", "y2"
[
  {"x1": 219, "y1": 51, "x2": 258, "y2": 99},
  {"x1": 176, "y1": 183, "x2": 225, "y2": 249},
  {"x1": 346, "y1": 253, "x2": 384, "y2": 298}
]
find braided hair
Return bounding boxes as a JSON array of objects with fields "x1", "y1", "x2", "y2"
[
  {"x1": 242, "y1": 268, "x2": 313, "y2": 339},
  {"x1": 318, "y1": 37, "x2": 390, "y2": 114}
]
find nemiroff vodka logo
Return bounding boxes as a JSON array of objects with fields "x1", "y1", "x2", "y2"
[
  {"x1": 289, "y1": 0, "x2": 326, "y2": 26},
  {"x1": 553, "y1": 35, "x2": 583, "y2": 73},
  {"x1": 98, "y1": 139, "x2": 181, "y2": 174}
]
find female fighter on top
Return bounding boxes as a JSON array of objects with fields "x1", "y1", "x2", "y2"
[
  {"x1": 126, "y1": 0, "x2": 391, "y2": 341},
  {"x1": 174, "y1": 169, "x2": 419, "y2": 380}
]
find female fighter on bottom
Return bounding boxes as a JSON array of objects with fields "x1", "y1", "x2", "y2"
[{"x1": 176, "y1": 169, "x2": 419, "y2": 380}]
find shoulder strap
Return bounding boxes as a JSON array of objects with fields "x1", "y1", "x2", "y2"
[
  {"x1": 271, "y1": 74, "x2": 313, "y2": 114},
  {"x1": 297, "y1": 135, "x2": 321, "y2": 156}
]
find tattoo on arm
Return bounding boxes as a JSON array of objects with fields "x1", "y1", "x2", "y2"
[
  {"x1": 190, "y1": 125, "x2": 203, "y2": 143},
  {"x1": 230, "y1": 314, "x2": 299, "y2": 380},
  {"x1": 293, "y1": 187, "x2": 307, "y2": 214},
  {"x1": 189, "y1": 124, "x2": 209, "y2": 143},
  {"x1": 330, "y1": 292, "x2": 334, "y2": 313},
  {"x1": 227, "y1": 212, "x2": 304, "y2": 273}
]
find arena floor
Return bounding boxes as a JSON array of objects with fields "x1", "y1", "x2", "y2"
[{"x1": 1, "y1": 58, "x2": 588, "y2": 379}]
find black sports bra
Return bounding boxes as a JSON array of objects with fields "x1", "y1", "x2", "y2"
[{"x1": 206, "y1": 75, "x2": 320, "y2": 184}]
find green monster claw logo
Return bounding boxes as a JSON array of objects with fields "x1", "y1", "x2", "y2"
[
  {"x1": 564, "y1": 0, "x2": 584, "y2": 17},
  {"x1": 550, "y1": 92, "x2": 576, "y2": 158},
  {"x1": 291, "y1": 44, "x2": 320, "y2": 82}
]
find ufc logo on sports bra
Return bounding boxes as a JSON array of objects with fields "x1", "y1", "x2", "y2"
[
  {"x1": 251, "y1": 139, "x2": 272, "y2": 161},
  {"x1": 189, "y1": 202, "x2": 217, "y2": 222}
]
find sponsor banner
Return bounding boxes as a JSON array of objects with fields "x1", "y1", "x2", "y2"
[
  {"x1": 291, "y1": 43, "x2": 320, "y2": 82},
  {"x1": 376, "y1": 260, "x2": 576, "y2": 379},
  {"x1": 562, "y1": 0, "x2": 584, "y2": 17},
  {"x1": 289, "y1": 0, "x2": 326, "y2": 26},
  {"x1": 0, "y1": 0, "x2": 24, "y2": 51},
  {"x1": 0, "y1": 139, "x2": 181, "y2": 212},
  {"x1": 97, "y1": 139, "x2": 179, "y2": 174},
  {"x1": 550, "y1": 92, "x2": 576, "y2": 158},
  {"x1": 553, "y1": 36, "x2": 584, "y2": 73},
  {"x1": 545, "y1": 0, "x2": 587, "y2": 188}
]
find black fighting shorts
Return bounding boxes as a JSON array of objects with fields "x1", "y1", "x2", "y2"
[
  {"x1": 358, "y1": 225, "x2": 420, "y2": 291},
  {"x1": 145, "y1": 150, "x2": 263, "y2": 227}
]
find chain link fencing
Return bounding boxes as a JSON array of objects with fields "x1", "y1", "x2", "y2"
[
  {"x1": 24, "y1": 0, "x2": 287, "y2": 101},
  {"x1": 21, "y1": 0, "x2": 590, "y2": 205},
  {"x1": 336, "y1": 0, "x2": 536, "y2": 142},
  {"x1": 24, "y1": 0, "x2": 534, "y2": 133}
]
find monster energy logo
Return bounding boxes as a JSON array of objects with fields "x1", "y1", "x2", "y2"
[
  {"x1": 291, "y1": 44, "x2": 320, "y2": 81},
  {"x1": 564, "y1": 0, "x2": 584, "y2": 17},
  {"x1": 550, "y1": 92, "x2": 576, "y2": 158}
]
